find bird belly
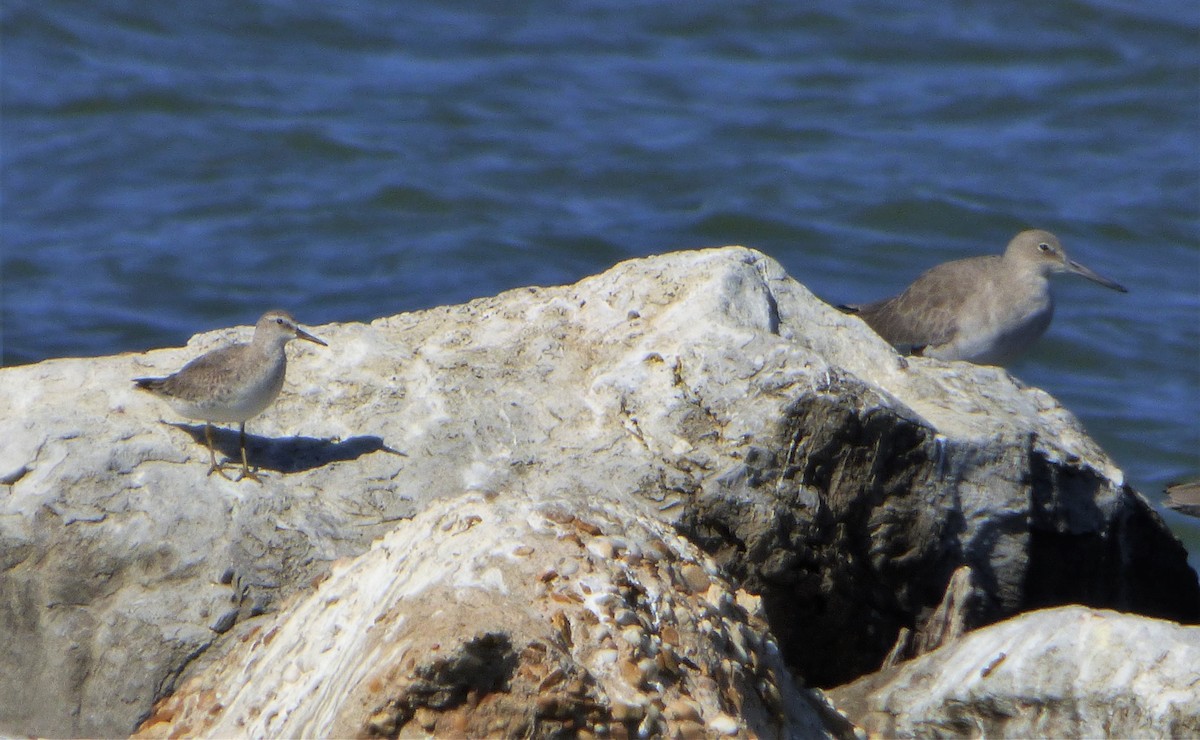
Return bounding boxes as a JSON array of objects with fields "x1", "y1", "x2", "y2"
[
  {"x1": 167, "y1": 358, "x2": 286, "y2": 423},
  {"x1": 932, "y1": 300, "x2": 1053, "y2": 365}
]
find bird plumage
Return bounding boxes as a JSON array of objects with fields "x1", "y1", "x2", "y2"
[
  {"x1": 840, "y1": 230, "x2": 1126, "y2": 365},
  {"x1": 134, "y1": 310, "x2": 326, "y2": 481}
]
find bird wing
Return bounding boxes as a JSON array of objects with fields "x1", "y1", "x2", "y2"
[
  {"x1": 849, "y1": 257, "x2": 994, "y2": 355},
  {"x1": 156, "y1": 344, "x2": 249, "y2": 397}
]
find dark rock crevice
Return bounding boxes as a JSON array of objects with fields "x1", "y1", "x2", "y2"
[
  {"x1": 1024, "y1": 454, "x2": 1200, "y2": 622},
  {"x1": 678, "y1": 380, "x2": 1200, "y2": 689},
  {"x1": 680, "y1": 380, "x2": 963, "y2": 687}
]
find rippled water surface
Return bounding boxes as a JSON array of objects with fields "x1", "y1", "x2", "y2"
[{"x1": 3, "y1": 2, "x2": 1198, "y2": 561}]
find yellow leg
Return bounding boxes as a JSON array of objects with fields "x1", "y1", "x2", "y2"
[
  {"x1": 235, "y1": 422, "x2": 263, "y2": 484},
  {"x1": 205, "y1": 423, "x2": 233, "y2": 480}
]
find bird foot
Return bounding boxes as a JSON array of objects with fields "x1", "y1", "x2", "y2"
[
  {"x1": 207, "y1": 462, "x2": 234, "y2": 481},
  {"x1": 235, "y1": 467, "x2": 264, "y2": 484}
]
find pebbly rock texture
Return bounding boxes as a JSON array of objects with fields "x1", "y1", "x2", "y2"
[
  {"x1": 1, "y1": 245, "x2": 1196, "y2": 737},
  {"x1": 827, "y1": 605, "x2": 1200, "y2": 738},
  {"x1": 133, "y1": 492, "x2": 841, "y2": 739}
]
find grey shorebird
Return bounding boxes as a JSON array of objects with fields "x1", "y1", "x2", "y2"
[
  {"x1": 134, "y1": 310, "x2": 327, "y2": 482},
  {"x1": 840, "y1": 230, "x2": 1127, "y2": 365}
]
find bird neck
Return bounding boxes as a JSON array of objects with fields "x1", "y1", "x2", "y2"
[
  {"x1": 249, "y1": 332, "x2": 290, "y2": 358},
  {"x1": 1004, "y1": 255, "x2": 1052, "y2": 289}
]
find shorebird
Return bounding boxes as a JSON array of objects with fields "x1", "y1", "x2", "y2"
[
  {"x1": 839, "y1": 230, "x2": 1127, "y2": 365},
  {"x1": 134, "y1": 310, "x2": 327, "y2": 482},
  {"x1": 1165, "y1": 480, "x2": 1200, "y2": 519}
]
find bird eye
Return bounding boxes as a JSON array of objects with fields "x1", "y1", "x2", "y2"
[
  {"x1": 275, "y1": 317, "x2": 285, "y2": 325},
  {"x1": 1038, "y1": 243, "x2": 1052, "y2": 253}
]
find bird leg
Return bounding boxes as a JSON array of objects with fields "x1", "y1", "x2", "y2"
[
  {"x1": 235, "y1": 421, "x2": 263, "y2": 484},
  {"x1": 205, "y1": 423, "x2": 233, "y2": 480}
]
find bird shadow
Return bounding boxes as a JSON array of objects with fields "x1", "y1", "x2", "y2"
[{"x1": 165, "y1": 422, "x2": 403, "y2": 475}]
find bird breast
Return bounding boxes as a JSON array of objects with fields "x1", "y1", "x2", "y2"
[
  {"x1": 167, "y1": 350, "x2": 288, "y2": 423},
  {"x1": 938, "y1": 280, "x2": 1054, "y2": 365},
  {"x1": 216, "y1": 351, "x2": 288, "y2": 421}
]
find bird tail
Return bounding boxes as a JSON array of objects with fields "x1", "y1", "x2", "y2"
[{"x1": 133, "y1": 377, "x2": 165, "y2": 391}]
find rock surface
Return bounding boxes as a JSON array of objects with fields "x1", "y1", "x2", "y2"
[
  {"x1": 828, "y1": 605, "x2": 1200, "y2": 738},
  {"x1": 1, "y1": 246, "x2": 1196, "y2": 737},
  {"x1": 134, "y1": 492, "x2": 838, "y2": 738}
]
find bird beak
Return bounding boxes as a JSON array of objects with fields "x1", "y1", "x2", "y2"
[
  {"x1": 296, "y1": 327, "x2": 328, "y2": 346},
  {"x1": 1065, "y1": 259, "x2": 1128, "y2": 293}
]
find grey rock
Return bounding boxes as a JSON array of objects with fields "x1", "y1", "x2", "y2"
[
  {"x1": 133, "y1": 492, "x2": 840, "y2": 738},
  {"x1": 826, "y1": 605, "x2": 1200, "y2": 738},
  {"x1": 0, "y1": 246, "x2": 1195, "y2": 737}
]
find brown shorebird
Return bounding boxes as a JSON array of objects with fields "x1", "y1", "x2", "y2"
[
  {"x1": 1165, "y1": 480, "x2": 1200, "y2": 519},
  {"x1": 840, "y1": 229, "x2": 1127, "y2": 365},
  {"x1": 134, "y1": 310, "x2": 327, "y2": 482}
]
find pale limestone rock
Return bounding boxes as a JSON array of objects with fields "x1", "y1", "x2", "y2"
[
  {"x1": 827, "y1": 605, "x2": 1200, "y2": 738},
  {"x1": 0, "y1": 246, "x2": 1194, "y2": 737},
  {"x1": 133, "y1": 492, "x2": 836, "y2": 738}
]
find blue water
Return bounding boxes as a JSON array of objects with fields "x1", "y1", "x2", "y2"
[{"x1": 3, "y1": 2, "x2": 1198, "y2": 561}]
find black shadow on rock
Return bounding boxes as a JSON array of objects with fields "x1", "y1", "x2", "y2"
[
  {"x1": 1023, "y1": 452, "x2": 1200, "y2": 624},
  {"x1": 674, "y1": 377, "x2": 1200, "y2": 691},
  {"x1": 677, "y1": 381, "x2": 966, "y2": 689},
  {"x1": 167, "y1": 422, "x2": 403, "y2": 474}
]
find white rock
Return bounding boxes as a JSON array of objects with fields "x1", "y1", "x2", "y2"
[
  {"x1": 132, "y1": 493, "x2": 830, "y2": 739},
  {"x1": 0, "y1": 246, "x2": 1193, "y2": 738},
  {"x1": 828, "y1": 606, "x2": 1200, "y2": 738}
]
